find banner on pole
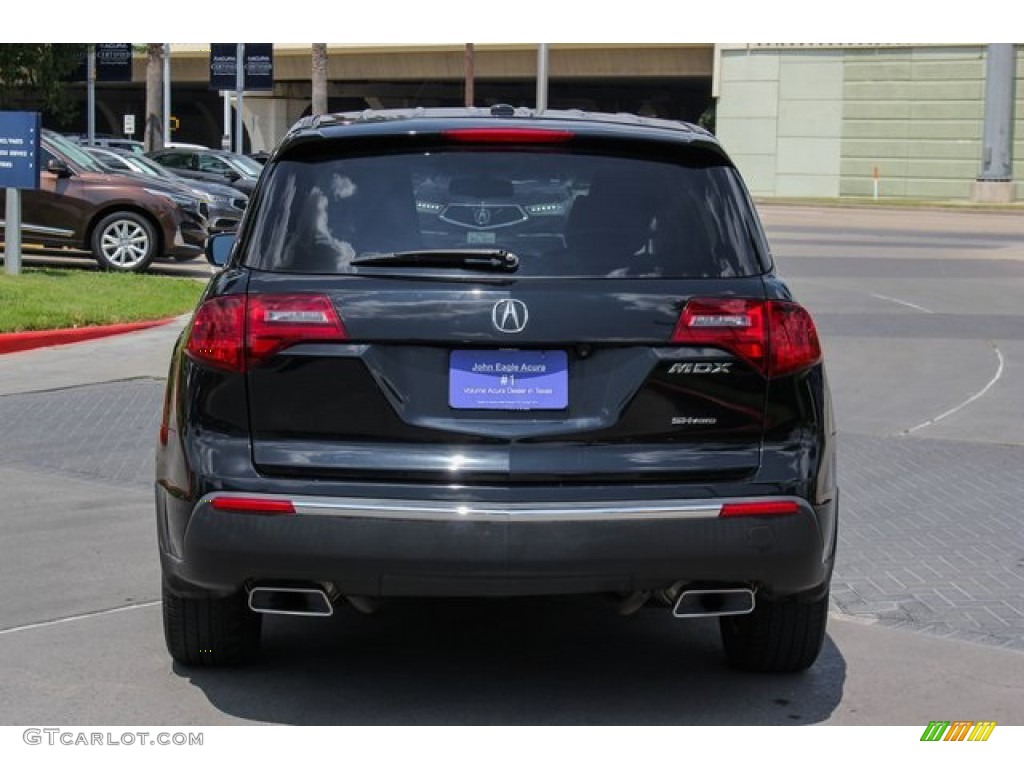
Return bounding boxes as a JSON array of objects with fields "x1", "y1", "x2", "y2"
[{"x1": 209, "y1": 43, "x2": 273, "y2": 91}]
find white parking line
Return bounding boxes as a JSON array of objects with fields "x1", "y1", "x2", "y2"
[
  {"x1": 905, "y1": 344, "x2": 1006, "y2": 434},
  {"x1": 869, "y1": 292, "x2": 935, "y2": 314},
  {"x1": 0, "y1": 600, "x2": 160, "y2": 636}
]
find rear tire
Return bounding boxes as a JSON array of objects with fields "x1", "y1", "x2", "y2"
[
  {"x1": 162, "y1": 583, "x2": 262, "y2": 667},
  {"x1": 719, "y1": 587, "x2": 829, "y2": 673}
]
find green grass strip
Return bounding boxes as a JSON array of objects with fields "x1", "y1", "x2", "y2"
[{"x1": 0, "y1": 268, "x2": 206, "y2": 333}]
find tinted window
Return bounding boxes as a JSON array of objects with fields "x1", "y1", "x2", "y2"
[
  {"x1": 44, "y1": 133, "x2": 108, "y2": 173},
  {"x1": 225, "y1": 154, "x2": 263, "y2": 177},
  {"x1": 126, "y1": 155, "x2": 177, "y2": 180},
  {"x1": 88, "y1": 150, "x2": 133, "y2": 172},
  {"x1": 155, "y1": 152, "x2": 193, "y2": 169},
  {"x1": 245, "y1": 150, "x2": 765, "y2": 278},
  {"x1": 120, "y1": 156, "x2": 161, "y2": 177},
  {"x1": 198, "y1": 155, "x2": 230, "y2": 173}
]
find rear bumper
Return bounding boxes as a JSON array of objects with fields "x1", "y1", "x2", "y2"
[{"x1": 159, "y1": 490, "x2": 836, "y2": 598}]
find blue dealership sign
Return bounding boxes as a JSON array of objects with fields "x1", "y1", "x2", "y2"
[{"x1": 0, "y1": 111, "x2": 41, "y2": 191}]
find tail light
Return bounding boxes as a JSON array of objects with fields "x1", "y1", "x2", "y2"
[
  {"x1": 247, "y1": 294, "x2": 347, "y2": 362},
  {"x1": 671, "y1": 298, "x2": 821, "y2": 377},
  {"x1": 672, "y1": 298, "x2": 767, "y2": 370},
  {"x1": 186, "y1": 293, "x2": 347, "y2": 372},
  {"x1": 767, "y1": 301, "x2": 823, "y2": 377},
  {"x1": 186, "y1": 295, "x2": 246, "y2": 371}
]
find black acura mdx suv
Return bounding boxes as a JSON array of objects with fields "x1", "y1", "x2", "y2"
[{"x1": 156, "y1": 107, "x2": 837, "y2": 672}]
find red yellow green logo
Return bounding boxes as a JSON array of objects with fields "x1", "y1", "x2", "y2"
[{"x1": 920, "y1": 721, "x2": 996, "y2": 742}]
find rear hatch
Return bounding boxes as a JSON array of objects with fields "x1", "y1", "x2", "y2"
[{"x1": 238, "y1": 127, "x2": 776, "y2": 485}]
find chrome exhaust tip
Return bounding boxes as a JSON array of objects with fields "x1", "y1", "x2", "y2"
[
  {"x1": 672, "y1": 587, "x2": 755, "y2": 618},
  {"x1": 248, "y1": 585, "x2": 334, "y2": 617}
]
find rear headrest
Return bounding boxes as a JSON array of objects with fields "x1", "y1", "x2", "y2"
[{"x1": 566, "y1": 172, "x2": 655, "y2": 259}]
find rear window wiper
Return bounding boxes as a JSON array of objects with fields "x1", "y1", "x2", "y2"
[{"x1": 350, "y1": 249, "x2": 519, "y2": 272}]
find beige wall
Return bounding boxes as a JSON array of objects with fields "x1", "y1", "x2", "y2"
[
  {"x1": 716, "y1": 45, "x2": 1024, "y2": 201},
  {"x1": 716, "y1": 48, "x2": 843, "y2": 197},
  {"x1": 1016, "y1": 51, "x2": 1024, "y2": 189},
  {"x1": 840, "y1": 47, "x2": 985, "y2": 199}
]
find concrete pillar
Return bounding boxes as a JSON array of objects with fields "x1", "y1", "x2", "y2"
[
  {"x1": 972, "y1": 44, "x2": 1016, "y2": 203},
  {"x1": 243, "y1": 97, "x2": 310, "y2": 152}
]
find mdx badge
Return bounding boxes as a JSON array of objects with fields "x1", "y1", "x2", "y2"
[
  {"x1": 492, "y1": 299, "x2": 529, "y2": 333},
  {"x1": 669, "y1": 362, "x2": 733, "y2": 374}
]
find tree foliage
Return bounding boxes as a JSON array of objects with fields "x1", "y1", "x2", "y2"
[{"x1": 0, "y1": 44, "x2": 87, "y2": 125}]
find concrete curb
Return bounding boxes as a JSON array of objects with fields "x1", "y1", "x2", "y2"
[{"x1": 0, "y1": 317, "x2": 177, "y2": 355}]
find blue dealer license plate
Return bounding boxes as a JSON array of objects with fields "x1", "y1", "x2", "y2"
[{"x1": 449, "y1": 350, "x2": 568, "y2": 410}]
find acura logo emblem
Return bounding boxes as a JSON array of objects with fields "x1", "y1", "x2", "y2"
[
  {"x1": 474, "y1": 207, "x2": 492, "y2": 227},
  {"x1": 492, "y1": 299, "x2": 528, "y2": 333}
]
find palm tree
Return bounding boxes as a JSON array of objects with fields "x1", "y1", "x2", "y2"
[
  {"x1": 312, "y1": 44, "x2": 328, "y2": 116},
  {"x1": 144, "y1": 44, "x2": 164, "y2": 152}
]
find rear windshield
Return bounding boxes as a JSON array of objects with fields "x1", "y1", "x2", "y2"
[{"x1": 245, "y1": 149, "x2": 766, "y2": 278}]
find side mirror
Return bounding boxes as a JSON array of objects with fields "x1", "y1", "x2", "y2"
[
  {"x1": 206, "y1": 232, "x2": 236, "y2": 267},
  {"x1": 46, "y1": 158, "x2": 73, "y2": 178},
  {"x1": 224, "y1": 170, "x2": 241, "y2": 182}
]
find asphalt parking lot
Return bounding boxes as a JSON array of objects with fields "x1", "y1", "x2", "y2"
[
  {"x1": 762, "y1": 205, "x2": 1024, "y2": 652},
  {"x1": 0, "y1": 204, "x2": 1022, "y2": 725}
]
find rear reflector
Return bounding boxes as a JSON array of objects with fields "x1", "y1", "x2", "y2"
[
  {"x1": 210, "y1": 497, "x2": 296, "y2": 515},
  {"x1": 442, "y1": 128, "x2": 574, "y2": 144},
  {"x1": 720, "y1": 500, "x2": 800, "y2": 517},
  {"x1": 671, "y1": 298, "x2": 821, "y2": 377}
]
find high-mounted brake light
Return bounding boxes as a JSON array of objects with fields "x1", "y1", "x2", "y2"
[
  {"x1": 210, "y1": 497, "x2": 295, "y2": 515},
  {"x1": 671, "y1": 298, "x2": 821, "y2": 377},
  {"x1": 442, "y1": 128, "x2": 574, "y2": 144},
  {"x1": 720, "y1": 500, "x2": 800, "y2": 517}
]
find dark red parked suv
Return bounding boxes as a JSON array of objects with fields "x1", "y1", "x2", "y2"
[{"x1": 0, "y1": 131, "x2": 206, "y2": 272}]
